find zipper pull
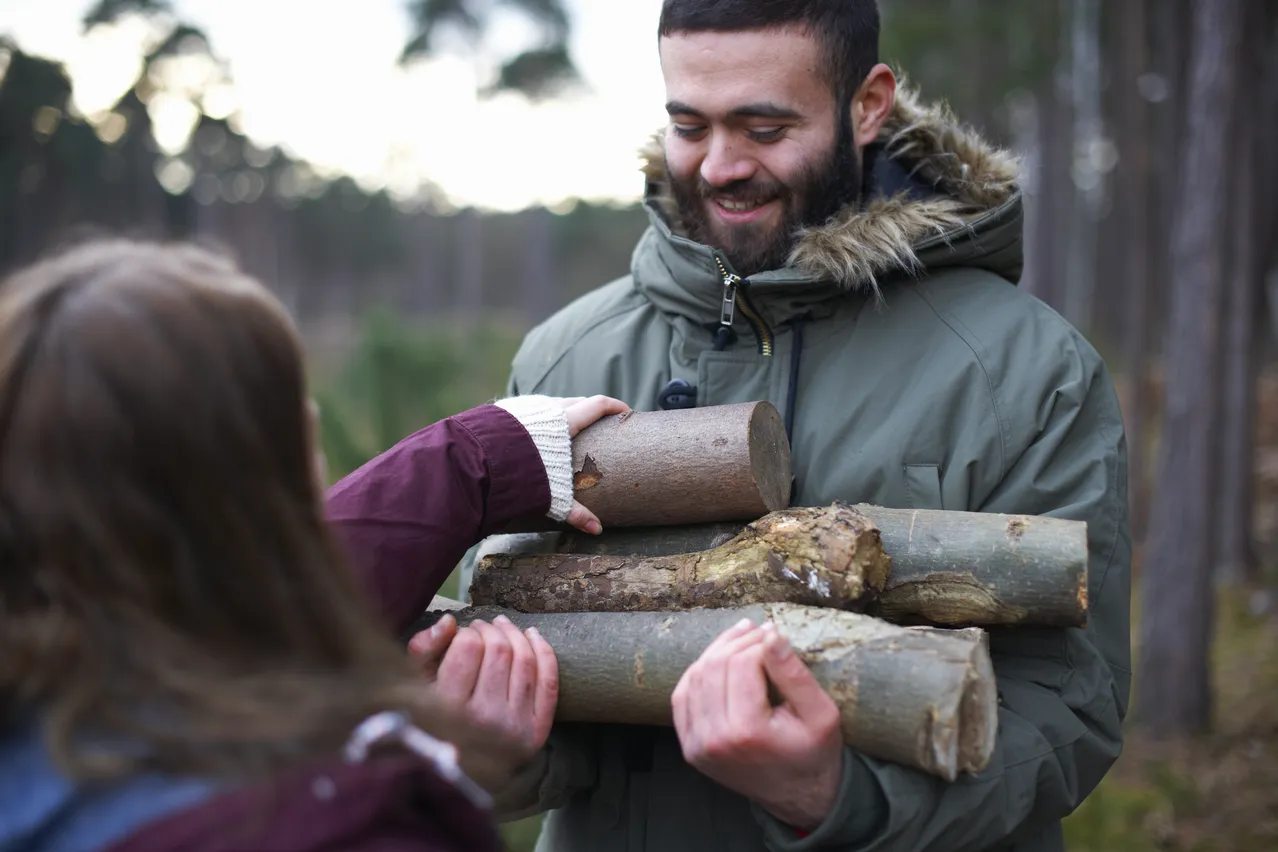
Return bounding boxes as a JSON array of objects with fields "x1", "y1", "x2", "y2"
[
  {"x1": 714, "y1": 256, "x2": 740, "y2": 331},
  {"x1": 719, "y1": 274, "x2": 739, "y2": 329}
]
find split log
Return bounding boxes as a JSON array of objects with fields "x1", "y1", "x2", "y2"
[
  {"x1": 476, "y1": 503, "x2": 1089, "y2": 628},
  {"x1": 505, "y1": 401, "x2": 792, "y2": 530},
  {"x1": 471, "y1": 504, "x2": 890, "y2": 613},
  {"x1": 411, "y1": 599, "x2": 997, "y2": 781}
]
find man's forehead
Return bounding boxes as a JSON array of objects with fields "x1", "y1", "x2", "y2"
[{"x1": 659, "y1": 29, "x2": 830, "y2": 117}]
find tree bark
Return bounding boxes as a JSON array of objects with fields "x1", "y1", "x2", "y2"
[
  {"x1": 1116, "y1": 0, "x2": 1153, "y2": 540},
  {"x1": 476, "y1": 504, "x2": 1090, "y2": 628},
  {"x1": 1138, "y1": 0, "x2": 1244, "y2": 738},
  {"x1": 412, "y1": 600, "x2": 998, "y2": 781},
  {"x1": 1063, "y1": 0, "x2": 1104, "y2": 334},
  {"x1": 1215, "y1": 0, "x2": 1266, "y2": 585},
  {"x1": 507, "y1": 401, "x2": 793, "y2": 529},
  {"x1": 473, "y1": 504, "x2": 890, "y2": 613}
]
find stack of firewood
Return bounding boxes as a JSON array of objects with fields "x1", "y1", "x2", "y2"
[{"x1": 415, "y1": 402, "x2": 1088, "y2": 781}]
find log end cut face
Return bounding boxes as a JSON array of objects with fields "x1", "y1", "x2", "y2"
[{"x1": 747, "y1": 402, "x2": 793, "y2": 512}]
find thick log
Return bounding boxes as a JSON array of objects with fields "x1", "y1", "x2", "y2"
[
  {"x1": 475, "y1": 504, "x2": 1089, "y2": 628},
  {"x1": 471, "y1": 504, "x2": 890, "y2": 613},
  {"x1": 411, "y1": 600, "x2": 997, "y2": 781},
  {"x1": 505, "y1": 401, "x2": 792, "y2": 530}
]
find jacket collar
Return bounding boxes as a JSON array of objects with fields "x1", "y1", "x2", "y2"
[{"x1": 631, "y1": 83, "x2": 1025, "y2": 329}]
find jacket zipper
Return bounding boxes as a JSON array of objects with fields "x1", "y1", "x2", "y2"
[{"x1": 713, "y1": 256, "x2": 774, "y2": 356}]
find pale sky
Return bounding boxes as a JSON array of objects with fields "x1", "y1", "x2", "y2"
[{"x1": 0, "y1": 0, "x2": 671, "y2": 210}]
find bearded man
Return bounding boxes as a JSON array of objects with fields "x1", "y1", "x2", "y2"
[{"x1": 450, "y1": 2, "x2": 1131, "y2": 850}]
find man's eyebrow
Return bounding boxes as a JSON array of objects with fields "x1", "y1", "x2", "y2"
[
  {"x1": 665, "y1": 100, "x2": 802, "y2": 120},
  {"x1": 666, "y1": 100, "x2": 703, "y2": 117}
]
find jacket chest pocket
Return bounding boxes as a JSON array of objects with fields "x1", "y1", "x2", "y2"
[{"x1": 903, "y1": 463, "x2": 944, "y2": 510}]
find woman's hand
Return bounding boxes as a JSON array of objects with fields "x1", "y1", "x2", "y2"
[
  {"x1": 409, "y1": 613, "x2": 559, "y2": 765},
  {"x1": 550, "y1": 395, "x2": 630, "y2": 535}
]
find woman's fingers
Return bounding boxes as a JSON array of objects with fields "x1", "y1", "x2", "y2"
[
  {"x1": 562, "y1": 395, "x2": 631, "y2": 438},
  {"x1": 565, "y1": 501, "x2": 603, "y2": 535}
]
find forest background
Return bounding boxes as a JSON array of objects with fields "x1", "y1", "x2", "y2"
[{"x1": 1, "y1": 0, "x2": 1276, "y2": 848}]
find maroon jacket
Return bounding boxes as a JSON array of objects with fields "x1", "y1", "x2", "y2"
[{"x1": 109, "y1": 405, "x2": 551, "y2": 852}]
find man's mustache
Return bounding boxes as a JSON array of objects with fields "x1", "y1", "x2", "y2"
[{"x1": 694, "y1": 178, "x2": 787, "y2": 207}]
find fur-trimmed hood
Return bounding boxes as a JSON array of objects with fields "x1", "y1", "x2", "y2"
[{"x1": 638, "y1": 84, "x2": 1024, "y2": 293}]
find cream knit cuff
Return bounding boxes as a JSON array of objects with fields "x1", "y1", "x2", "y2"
[{"x1": 493, "y1": 395, "x2": 574, "y2": 522}]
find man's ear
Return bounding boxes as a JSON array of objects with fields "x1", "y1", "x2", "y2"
[{"x1": 851, "y1": 64, "x2": 897, "y2": 148}]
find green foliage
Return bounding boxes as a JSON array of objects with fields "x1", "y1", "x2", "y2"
[{"x1": 312, "y1": 306, "x2": 524, "y2": 481}]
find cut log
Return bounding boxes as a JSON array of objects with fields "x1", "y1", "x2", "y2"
[
  {"x1": 471, "y1": 504, "x2": 890, "y2": 613},
  {"x1": 504, "y1": 401, "x2": 792, "y2": 530},
  {"x1": 410, "y1": 600, "x2": 997, "y2": 781},
  {"x1": 477, "y1": 503, "x2": 1089, "y2": 628}
]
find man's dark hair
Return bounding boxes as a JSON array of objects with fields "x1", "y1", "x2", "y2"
[{"x1": 658, "y1": 0, "x2": 881, "y2": 103}]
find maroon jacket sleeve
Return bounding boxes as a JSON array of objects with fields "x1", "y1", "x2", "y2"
[
  {"x1": 106, "y1": 757, "x2": 502, "y2": 852},
  {"x1": 325, "y1": 405, "x2": 551, "y2": 634}
]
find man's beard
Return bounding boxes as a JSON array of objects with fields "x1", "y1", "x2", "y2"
[{"x1": 669, "y1": 119, "x2": 862, "y2": 278}]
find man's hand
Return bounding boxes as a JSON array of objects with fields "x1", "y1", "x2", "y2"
[
  {"x1": 672, "y1": 619, "x2": 844, "y2": 831},
  {"x1": 549, "y1": 395, "x2": 630, "y2": 535},
  {"x1": 408, "y1": 612, "x2": 559, "y2": 763}
]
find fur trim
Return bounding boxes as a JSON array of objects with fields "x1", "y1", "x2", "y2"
[{"x1": 640, "y1": 82, "x2": 1021, "y2": 292}]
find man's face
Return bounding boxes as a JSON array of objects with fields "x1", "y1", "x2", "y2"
[{"x1": 659, "y1": 28, "x2": 862, "y2": 277}]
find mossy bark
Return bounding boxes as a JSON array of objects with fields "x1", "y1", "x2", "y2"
[
  {"x1": 471, "y1": 504, "x2": 890, "y2": 613},
  {"x1": 414, "y1": 599, "x2": 996, "y2": 781},
  {"x1": 478, "y1": 503, "x2": 1089, "y2": 627}
]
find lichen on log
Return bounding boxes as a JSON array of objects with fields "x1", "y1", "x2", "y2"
[
  {"x1": 409, "y1": 599, "x2": 997, "y2": 781},
  {"x1": 470, "y1": 504, "x2": 890, "y2": 613},
  {"x1": 481, "y1": 503, "x2": 1089, "y2": 628}
]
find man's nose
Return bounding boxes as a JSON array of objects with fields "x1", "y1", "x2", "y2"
[{"x1": 700, "y1": 136, "x2": 756, "y2": 188}]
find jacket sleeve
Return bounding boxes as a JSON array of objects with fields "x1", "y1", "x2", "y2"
[
  {"x1": 326, "y1": 405, "x2": 552, "y2": 636},
  {"x1": 753, "y1": 335, "x2": 1132, "y2": 850}
]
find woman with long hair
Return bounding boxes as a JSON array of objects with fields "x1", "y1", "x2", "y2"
[{"x1": 0, "y1": 238, "x2": 626, "y2": 851}]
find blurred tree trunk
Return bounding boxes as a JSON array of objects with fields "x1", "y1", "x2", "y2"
[
  {"x1": 1116, "y1": 0, "x2": 1153, "y2": 539},
  {"x1": 520, "y1": 206, "x2": 555, "y2": 323},
  {"x1": 1138, "y1": 0, "x2": 1244, "y2": 738},
  {"x1": 1259, "y1": 11, "x2": 1278, "y2": 289},
  {"x1": 1063, "y1": 0, "x2": 1102, "y2": 333},
  {"x1": 1028, "y1": 18, "x2": 1069, "y2": 312},
  {"x1": 1214, "y1": 0, "x2": 1269, "y2": 585},
  {"x1": 1145, "y1": 0, "x2": 1193, "y2": 379}
]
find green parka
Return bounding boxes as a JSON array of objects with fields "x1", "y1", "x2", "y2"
[{"x1": 468, "y1": 87, "x2": 1131, "y2": 852}]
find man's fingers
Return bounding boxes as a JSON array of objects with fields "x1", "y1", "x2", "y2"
[
  {"x1": 526, "y1": 626, "x2": 560, "y2": 744},
  {"x1": 688, "y1": 624, "x2": 766, "y2": 731},
  {"x1": 715, "y1": 624, "x2": 769, "y2": 659},
  {"x1": 700, "y1": 618, "x2": 761, "y2": 659},
  {"x1": 759, "y1": 627, "x2": 836, "y2": 726},
  {"x1": 563, "y1": 395, "x2": 631, "y2": 438},
  {"x1": 725, "y1": 644, "x2": 771, "y2": 730},
  {"x1": 434, "y1": 624, "x2": 485, "y2": 704},
  {"x1": 565, "y1": 501, "x2": 603, "y2": 535}
]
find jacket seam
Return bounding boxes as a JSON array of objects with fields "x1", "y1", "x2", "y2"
[{"x1": 910, "y1": 286, "x2": 1009, "y2": 478}]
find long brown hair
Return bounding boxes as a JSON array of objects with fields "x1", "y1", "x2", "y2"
[{"x1": 0, "y1": 239, "x2": 499, "y2": 784}]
